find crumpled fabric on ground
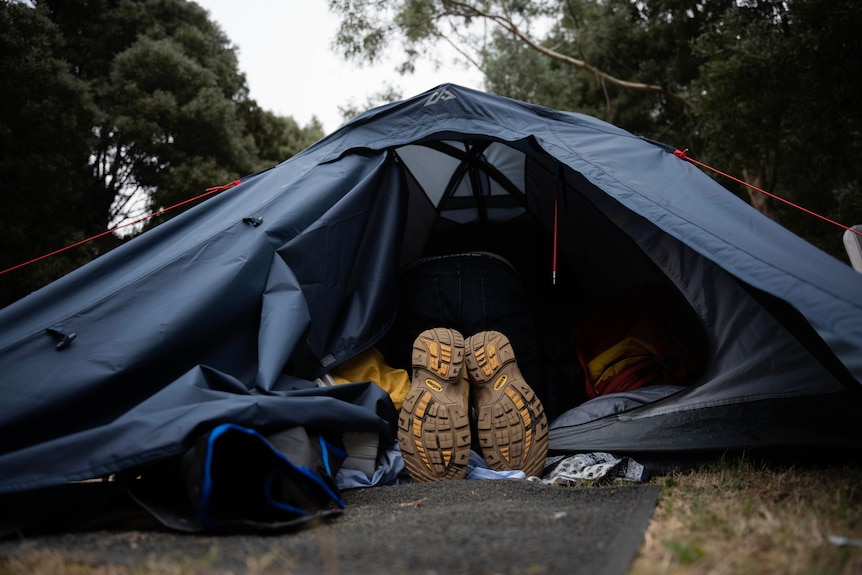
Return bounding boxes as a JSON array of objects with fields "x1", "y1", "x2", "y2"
[
  {"x1": 533, "y1": 452, "x2": 650, "y2": 486},
  {"x1": 336, "y1": 446, "x2": 526, "y2": 489},
  {"x1": 465, "y1": 450, "x2": 527, "y2": 480},
  {"x1": 336, "y1": 445, "x2": 410, "y2": 489},
  {"x1": 327, "y1": 347, "x2": 411, "y2": 410}
]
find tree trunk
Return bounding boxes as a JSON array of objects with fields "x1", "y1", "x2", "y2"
[{"x1": 741, "y1": 166, "x2": 776, "y2": 222}]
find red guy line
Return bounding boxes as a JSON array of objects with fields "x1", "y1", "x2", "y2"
[
  {"x1": 674, "y1": 149, "x2": 862, "y2": 238},
  {"x1": 0, "y1": 179, "x2": 242, "y2": 278}
]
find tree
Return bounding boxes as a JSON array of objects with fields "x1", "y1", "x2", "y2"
[
  {"x1": 0, "y1": 0, "x2": 326, "y2": 307},
  {"x1": 692, "y1": 0, "x2": 862, "y2": 255},
  {"x1": 42, "y1": 0, "x2": 259, "y2": 230},
  {"x1": 482, "y1": 0, "x2": 728, "y2": 143},
  {"x1": 240, "y1": 102, "x2": 325, "y2": 172},
  {"x1": 337, "y1": 84, "x2": 404, "y2": 124},
  {"x1": 0, "y1": 1, "x2": 99, "y2": 305}
]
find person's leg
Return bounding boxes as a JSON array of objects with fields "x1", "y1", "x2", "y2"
[
  {"x1": 450, "y1": 254, "x2": 548, "y2": 407},
  {"x1": 386, "y1": 253, "x2": 549, "y2": 479},
  {"x1": 381, "y1": 252, "x2": 548, "y2": 405},
  {"x1": 446, "y1": 254, "x2": 548, "y2": 476},
  {"x1": 376, "y1": 255, "x2": 461, "y2": 373}
]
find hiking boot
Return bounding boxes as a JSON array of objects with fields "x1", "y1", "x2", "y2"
[
  {"x1": 464, "y1": 330, "x2": 549, "y2": 478},
  {"x1": 397, "y1": 328, "x2": 472, "y2": 482}
]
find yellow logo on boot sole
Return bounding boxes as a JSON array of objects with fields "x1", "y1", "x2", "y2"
[
  {"x1": 425, "y1": 379, "x2": 443, "y2": 392},
  {"x1": 494, "y1": 374, "x2": 508, "y2": 390}
]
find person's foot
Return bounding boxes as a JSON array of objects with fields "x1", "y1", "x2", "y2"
[
  {"x1": 397, "y1": 328, "x2": 472, "y2": 481},
  {"x1": 464, "y1": 330, "x2": 549, "y2": 478}
]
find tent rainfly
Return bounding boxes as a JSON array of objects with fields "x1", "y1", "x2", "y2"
[{"x1": 1, "y1": 84, "x2": 861, "y2": 506}]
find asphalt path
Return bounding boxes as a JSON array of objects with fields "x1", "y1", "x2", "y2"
[{"x1": 0, "y1": 480, "x2": 660, "y2": 575}]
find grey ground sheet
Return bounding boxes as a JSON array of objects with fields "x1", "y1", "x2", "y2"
[{"x1": 0, "y1": 480, "x2": 661, "y2": 575}]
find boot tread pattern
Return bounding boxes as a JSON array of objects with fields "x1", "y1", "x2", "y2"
[
  {"x1": 465, "y1": 330, "x2": 549, "y2": 478},
  {"x1": 397, "y1": 328, "x2": 470, "y2": 482}
]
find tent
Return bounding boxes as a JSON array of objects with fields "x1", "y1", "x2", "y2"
[{"x1": 2, "y1": 84, "x2": 861, "y2": 508}]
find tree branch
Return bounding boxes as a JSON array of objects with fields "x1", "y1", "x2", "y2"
[
  {"x1": 441, "y1": 0, "x2": 691, "y2": 109},
  {"x1": 435, "y1": 27, "x2": 483, "y2": 71}
]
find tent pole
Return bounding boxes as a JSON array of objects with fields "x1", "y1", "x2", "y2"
[{"x1": 553, "y1": 162, "x2": 561, "y2": 286}]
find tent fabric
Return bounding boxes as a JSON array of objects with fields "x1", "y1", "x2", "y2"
[{"x1": 1, "y1": 84, "x2": 861, "y2": 496}]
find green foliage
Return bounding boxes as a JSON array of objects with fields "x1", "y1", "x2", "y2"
[
  {"x1": 67, "y1": 0, "x2": 259, "y2": 225},
  {"x1": 661, "y1": 538, "x2": 707, "y2": 564},
  {"x1": 0, "y1": 0, "x2": 98, "y2": 304},
  {"x1": 485, "y1": 0, "x2": 732, "y2": 154},
  {"x1": 337, "y1": 84, "x2": 405, "y2": 124},
  {"x1": 693, "y1": 0, "x2": 862, "y2": 254},
  {"x1": 240, "y1": 103, "x2": 325, "y2": 171},
  {"x1": 330, "y1": 0, "x2": 397, "y2": 64},
  {"x1": 0, "y1": 0, "x2": 324, "y2": 307}
]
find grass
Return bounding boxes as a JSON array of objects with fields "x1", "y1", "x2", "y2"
[
  {"x1": 1, "y1": 454, "x2": 861, "y2": 574},
  {"x1": 630, "y1": 454, "x2": 862, "y2": 575}
]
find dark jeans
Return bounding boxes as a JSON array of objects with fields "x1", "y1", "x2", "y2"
[{"x1": 378, "y1": 252, "x2": 547, "y2": 405}]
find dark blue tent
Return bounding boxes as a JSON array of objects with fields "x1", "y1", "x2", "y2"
[{"x1": 2, "y1": 84, "x2": 861, "y2": 500}]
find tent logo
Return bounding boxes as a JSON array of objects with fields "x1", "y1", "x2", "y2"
[{"x1": 424, "y1": 89, "x2": 457, "y2": 107}]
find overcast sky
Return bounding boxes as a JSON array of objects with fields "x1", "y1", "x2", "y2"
[{"x1": 194, "y1": 0, "x2": 484, "y2": 134}]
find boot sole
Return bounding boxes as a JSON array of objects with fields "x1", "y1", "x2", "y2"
[
  {"x1": 397, "y1": 328, "x2": 471, "y2": 482},
  {"x1": 465, "y1": 330, "x2": 549, "y2": 477}
]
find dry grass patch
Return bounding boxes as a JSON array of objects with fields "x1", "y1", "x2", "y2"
[
  {"x1": 0, "y1": 551, "x2": 261, "y2": 575},
  {"x1": 631, "y1": 454, "x2": 862, "y2": 575},
  {"x1": 0, "y1": 555, "x2": 210, "y2": 575}
]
